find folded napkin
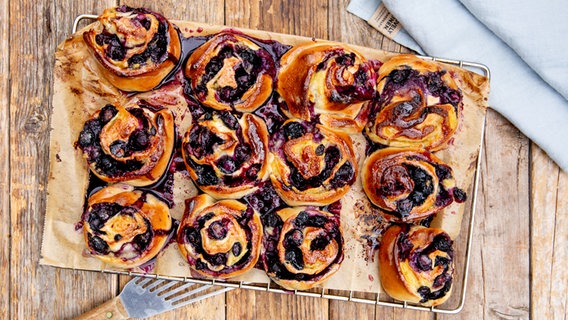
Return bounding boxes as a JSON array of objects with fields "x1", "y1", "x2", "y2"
[{"x1": 349, "y1": 0, "x2": 568, "y2": 172}]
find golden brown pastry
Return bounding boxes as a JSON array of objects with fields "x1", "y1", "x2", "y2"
[
  {"x1": 277, "y1": 42, "x2": 377, "y2": 133},
  {"x1": 261, "y1": 207, "x2": 344, "y2": 290},
  {"x1": 76, "y1": 101, "x2": 175, "y2": 186},
  {"x1": 361, "y1": 148, "x2": 466, "y2": 222},
  {"x1": 184, "y1": 32, "x2": 276, "y2": 113},
  {"x1": 270, "y1": 120, "x2": 358, "y2": 206},
  {"x1": 379, "y1": 224, "x2": 455, "y2": 306},
  {"x1": 177, "y1": 194, "x2": 263, "y2": 279},
  {"x1": 82, "y1": 184, "x2": 173, "y2": 268},
  {"x1": 182, "y1": 110, "x2": 271, "y2": 199},
  {"x1": 366, "y1": 54, "x2": 462, "y2": 151},
  {"x1": 83, "y1": 6, "x2": 181, "y2": 92}
]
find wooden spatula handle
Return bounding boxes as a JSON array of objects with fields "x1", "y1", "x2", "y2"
[{"x1": 74, "y1": 296, "x2": 129, "y2": 320}]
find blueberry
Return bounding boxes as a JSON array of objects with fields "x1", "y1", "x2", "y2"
[
  {"x1": 285, "y1": 248, "x2": 304, "y2": 270},
  {"x1": 99, "y1": 104, "x2": 118, "y2": 123},
  {"x1": 217, "y1": 156, "x2": 237, "y2": 174},
  {"x1": 114, "y1": 234, "x2": 122, "y2": 242},
  {"x1": 219, "y1": 112, "x2": 239, "y2": 130},
  {"x1": 310, "y1": 235, "x2": 330, "y2": 251},
  {"x1": 207, "y1": 220, "x2": 228, "y2": 240},
  {"x1": 453, "y1": 188, "x2": 467, "y2": 203},
  {"x1": 185, "y1": 227, "x2": 200, "y2": 244},
  {"x1": 432, "y1": 234, "x2": 452, "y2": 252},
  {"x1": 396, "y1": 199, "x2": 413, "y2": 217},
  {"x1": 284, "y1": 229, "x2": 304, "y2": 247},
  {"x1": 294, "y1": 211, "x2": 309, "y2": 227},
  {"x1": 234, "y1": 144, "x2": 251, "y2": 163},
  {"x1": 435, "y1": 256, "x2": 450, "y2": 267},
  {"x1": 232, "y1": 242, "x2": 242, "y2": 256},
  {"x1": 416, "y1": 254, "x2": 432, "y2": 271},
  {"x1": 390, "y1": 69, "x2": 411, "y2": 84},
  {"x1": 315, "y1": 144, "x2": 325, "y2": 156},
  {"x1": 212, "y1": 253, "x2": 228, "y2": 266},
  {"x1": 129, "y1": 130, "x2": 149, "y2": 151},
  {"x1": 282, "y1": 122, "x2": 305, "y2": 140},
  {"x1": 330, "y1": 162, "x2": 354, "y2": 188},
  {"x1": 88, "y1": 234, "x2": 109, "y2": 254},
  {"x1": 109, "y1": 140, "x2": 127, "y2": 158},
  {"x1": 195, "y1": 259, "x2": 207, "y2": 270},
  {"x1": 393, "y1": 101, "x2": 415, "y2": 117},
  {"x1": 78, "y1": 130, "x2": 94, "y2": 148}
]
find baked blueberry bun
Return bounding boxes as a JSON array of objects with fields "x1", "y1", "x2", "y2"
[
  {"x1": 83, "y1": 6, "x2": 181, "y2": 92},
  {"x1": 182, "y1": 110, "x2": 271, "y2": 199},
  {"x1": 177, "y1": 194, "x2": 263, "y2": 279},
  {"x1": 76, "y1": 101, "x2": 175, "y2": 187},
  {"x1": 184, "y1": 31, "x2": 276, "y2": 113},
  {"x1": 270, "y1": 120, "x2": 357, "y2": 206},
  {"x1": 366, "y1": 54, "x2": 462, "y2": 151},
  {"x1": 379, "y1": 224, "x2": 455, "y2": 306},
  {"x1": 277, "y1": 42, "x2": 377, "y2": 133},
  {"x1": 262, "y1": 207, "x2": 343, "y2": 290},
  {"x1": 361, "y1": 148, "x2": 466, "y2": 222},
  {"x1": 82, "y1": 184, "x2": 173, "y2": 268}
]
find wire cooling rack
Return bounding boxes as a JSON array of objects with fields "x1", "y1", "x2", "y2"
[{"x1": 66, "y1": 14, "x2": 490, "y2": 314}]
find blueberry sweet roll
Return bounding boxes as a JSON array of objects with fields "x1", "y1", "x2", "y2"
[
  {"x1": 76, "y1": 101, "x2": 175, "y2": 186},
  {"x1": 262, "y1": 207, "x2": 344, "y2": 290},
  {"x1": 82, "y1": 184, "x2": 173, "y2": 268},
  {"x1": 379, "y1": 224, "x2": 455, "y2": 306},
  {"x1": 83, "y1": 6, "x2": 182, "y2": 92},
  {"x1": 177, "y1": 194, "x2": 263, "y2": 279}
]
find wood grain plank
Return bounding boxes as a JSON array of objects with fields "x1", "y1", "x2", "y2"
[
  {"x1": 9, "y1": 1, "x2": 118, "y2": 319},
  {"x1": 0, "y1": 0, "x2": 10, "y2": 318},
  {"x1": 438, "y1": 110, "x2": 531, "y2": 320},
  {"x1": 530, "y1": 146, "x2": 568, "y2": 320},
  {"x1": 226, "y1": 290, "x2": 329, "y2": 320}
]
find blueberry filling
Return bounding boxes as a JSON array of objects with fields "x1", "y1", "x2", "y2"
[
  {"x1": 417, "y1": 279, "x2": 452, "y2": 302},
  {"x1": 391, "y1": 165, "x2": 434, "y2": 217},
  {"x1": 244, "y1": 182, "x2": 285, "y2": 216},
  {"x1": 282, "y1": 121, "x2": 306, "y2": 140}
]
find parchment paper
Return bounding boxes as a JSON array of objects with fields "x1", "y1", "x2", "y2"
[{"x1": 41, "y1": 20, "x2": 490, "y2": 294}]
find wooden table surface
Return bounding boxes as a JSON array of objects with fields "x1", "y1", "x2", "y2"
[{"x1": 1, "y1": 0, "x2": 566, "y2": 319}]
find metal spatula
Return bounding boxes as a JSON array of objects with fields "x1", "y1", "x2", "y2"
[{"x1": 75, "y1": 277, "x2": 234, "y2": 319}]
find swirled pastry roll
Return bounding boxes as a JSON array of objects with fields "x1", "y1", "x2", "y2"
[
  {"x1": 83, "y1": 6, "x2": 181, "y2": 92},
  {"x1": 277, "y1": 42, "x2": 377, "y2": 133},
  {"x1": 262, "y1": 207, "x2": 344, "y2": 290},
  {"x1": 82, "y1": 184, "x2": 173, "y2": 268},
  {"x1": 182, "y1": 111, "x2": 271, "y2": 199},
  {"x1": 185, "y1": 32, "x2": 276, "y2": 113},
  {"x1": 270, "y1": 120, "x2": 358, "y2": 206},
  {"x1": 361, "y1": 148, "x2": 466, "y2": 222},
  {"x1": 177, "y1": 194, "x2": 263, "y2": 279},
  {"x1": 76, "y1": 101, "x2": 175, "y2": 186},
  {"x1": 366, "y1": 55, "x2": 462, "y2": 151},
  {"x1": 379, "y1": 224, "x2": 455, "y2": 306}
]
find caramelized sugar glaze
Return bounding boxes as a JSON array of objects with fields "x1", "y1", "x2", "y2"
[{"x1": 76, "y1": 6, "x2": 469, "y2": 298}]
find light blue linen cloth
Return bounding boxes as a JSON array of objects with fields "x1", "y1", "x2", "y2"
[{"x1": 348, "y1": 0, "x2": 568, "y2": 171}]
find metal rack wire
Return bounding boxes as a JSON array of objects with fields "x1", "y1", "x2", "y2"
[{"x1": 66, "y1": 14, "x2": 490, "y2": 314}]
